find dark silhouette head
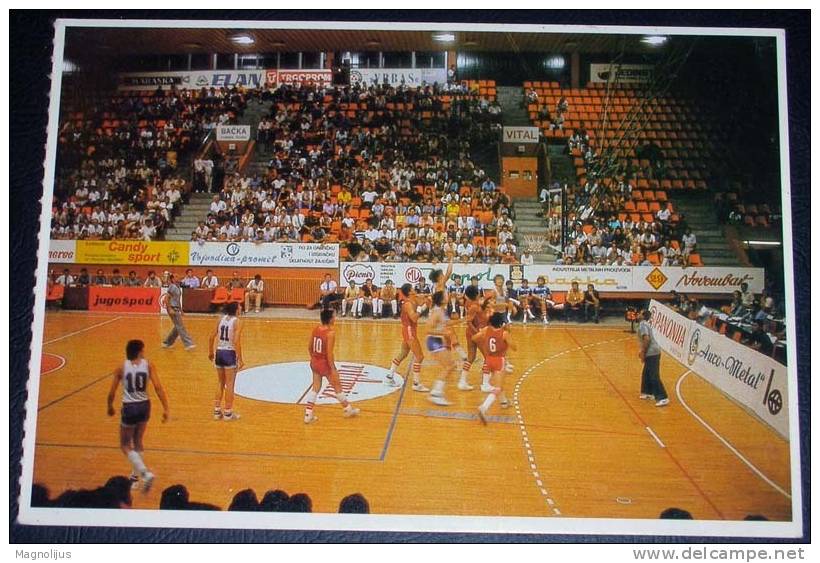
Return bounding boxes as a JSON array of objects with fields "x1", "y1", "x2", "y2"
[
  {"x1": 659, "y1": 507, "x2": 693, "y2": 519},
  {"x1": 31, "y1": 484, "x2": 51, "y2": 507},
  {"x1": 339, "y1": 493, "x2": 370, "y2": 514},
  {"x1": 160, "y1": 485, "x2": 190, "y2": 510},
  {"x1": 228, "y1": 489, "x2": 259, "y2": 512},
  {"x1": 286, "y1": 493, "x2": 313, "y2": 513},
  {"x1": 260, "y1": 490, "x2": 290, "y2": 512}
]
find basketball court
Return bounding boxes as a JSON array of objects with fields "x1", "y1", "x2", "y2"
[{"x1": 32, "y1": 310, "x2": 792, "y2": 520}]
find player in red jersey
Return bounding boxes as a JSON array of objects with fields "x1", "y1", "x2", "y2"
[
  {"x1": 385, "y1": 283, "x2": 429, "y2": 392},
  {"x1": 459, "y1": 285, "x2": 491, "y2": 391},
  {"x1": 304, "y1": 308, "x2": 360, "y2": 424},
  {"x1": 472, "y1": 312, "x2": 517, "y2": 424}
]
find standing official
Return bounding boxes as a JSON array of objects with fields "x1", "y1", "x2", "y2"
[
  {"x1": 161, "y1": 273, "x2": 196, "y2": 351},
  {"x1": 638, "y1": 309, "x2": 669, "y2": 407}
]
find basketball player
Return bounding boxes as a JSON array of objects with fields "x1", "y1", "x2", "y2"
[
  {"x1": 414, "y1": 277, "x2": 433, "y2": 316},
  {"x1": 341, "y1": 280, "x2": 358, "y2": 317},
  {"x1": 386, "y1": 283, "x2": 428, "y2": 392},
  {"x1": 491, "y1": 274, "x2": 517, "y2": 321},
  {"x1": 473, "y1": 312, "x2": 517, "y2": 424},
  {"x1": 355, "y1": 278, "x2": 380, "y2": 319},
  {"x1": 208, "y1": 302, "x2": 243, "y2": 421},
  {"x1": 504, "y1": 279, "x2": 522, "y2": 323},
  {"x1": 459, "y1": 285, "x2": 490, "y2": 391},
  {"x1": 530, "y1": 275, "x2": 556, "y2": 324},
  {"x1": 305, "y1": 308, "x2": 361, "y2": 423},
  {"x1": 516, "y1": 278, "x2": 536, "y2": 323},
  {"x1": 106, "y1": 340, "x2": 170, "y2": 492},
  {"x1": 380, "y1": 279, "x2": 399, "y2": 318},
  {"x1": 426, "y1": 290, "x2": 456, "y2": 406}
]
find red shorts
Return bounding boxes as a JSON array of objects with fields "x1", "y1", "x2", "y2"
[
  {"x1": 401, "y1": 324, "x2": 417, "y2": 345},
  {"x1": 485, "y1": 355, "x2": 505, "y2": 373},
  {"x1": 310, "y1": 357, "x2": 332, "y2": 377}
]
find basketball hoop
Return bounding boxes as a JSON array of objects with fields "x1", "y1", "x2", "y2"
[{"x1": 522, "y1": 233, "x2": 548, "y2": 254}]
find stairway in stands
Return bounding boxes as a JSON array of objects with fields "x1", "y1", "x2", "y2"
[
  {"x1": 547, "y1": 144, "x2": 576, "y2": 187},
  {"x1": 165, "y1": 193, "x2": 214, "y2": 241},
  {"x1": 514, "y1": 198, "x2": 556, "y2": 263},
  {"x1": 496, "y1": 86, "x2": 530, "y2": 126},
  {"x1": 672, "y1": 192, "x2": 740, "y2": 266}
]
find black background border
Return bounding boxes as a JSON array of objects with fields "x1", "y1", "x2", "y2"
[{"x1": 10, "y1": 9, "x2": 810, "y2": 543}]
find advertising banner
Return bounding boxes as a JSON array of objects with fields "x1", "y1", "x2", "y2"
[
  {"x1": 589, "y1": 63, "x2": 654, "y2": 83},
  {"x1": 88, "y1": 286, "x2": 162, "y2": 313},
  {"x1": 267, "y1": 69, "x2": 333, "y2": 85},
  {"x1": 76, "y1": 241, "x2": 189, "y2": 266},
  {"x1": 519, "y1": 265, "x2": 633, "y2": 292},
  {"x1": 48, "y1": 239, "x2": 77, "y2": 264},
  {"x1": 349, "y1": 68, "x2": 448, "y2": 87},
  {"x1": 189, "y1": 241, "x2": 339, "y2": 268},
  {"x1": 647, "y1": 299, "x2": 691, "y2": 363},
  {"x1": 118, "y1": 70, "x2": 267, "y2": 91},
  {"x1": 216, "y1": 125, "x2": 251, "y2": 142},
  {"x1": 502, "y1": 126, "x2": 540, "y2": 144},
  {"x1": 340, "y1": 262, "x2": 509, "y2": 288},
  {"x1": 517, "y1": 265, "x2": 763, "y2": 294},
  {"x1": 632, "y1": 266, "x2": 765, "y2": 295},
  {"x1": 649, "y1": 300, "x2": 789, "y2": 440}
]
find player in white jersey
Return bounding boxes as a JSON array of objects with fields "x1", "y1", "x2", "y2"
[
  {"x1": 426, "y1": 290, "x2": 456, "y2": 406},
  {"x1": 106, "y1": 339, "x2": 169, "y2": 492},
  {"x1": 208, "y1": 302, "x2": 244, "y2": 421}
]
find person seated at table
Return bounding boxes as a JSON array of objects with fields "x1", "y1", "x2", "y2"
[
  {"x1": 125, "y1": 270, "x2": 142, "y2": 287},
  {"x1": 317, "y1": 273, "x2": 339, "y2": 310},
  {"x1": 566, "y1": 282, "x2": 584, "y2": 322},
  {"x1": 92, "y1": 269, "x2": 108, "y2": 286},
  {"x1": 201, "y1": 269, "x2": 220, "y2": 289},
  {"x1": 245, "y1": 274, "x2": 264, "y2": 314},
  {"x1": 583, "y1": 283, "x2": 601, "y2": 323},
  {"x1": 748, "y1": 319, "x2": 774, "y2": 356},
  {"x1": 144, "y1": 270, "x2": 162, "y2": 288},
  {"x1": 180, "y1": 268, "x2": 201, "y2": 289},
  {"x1": 109, "y1": 269, "x2": 124, "y2": 286},
  {"x1": 76, "y1": 268, "x2": 91, "y2": 287},
  {"x1": 55, "y1": 268, "x2": 74, "y2": 286}
]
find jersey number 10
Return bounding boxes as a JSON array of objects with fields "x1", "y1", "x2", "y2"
[
  {"x1": 125, "y1": 371, "x2": 148, "y2": 393},
  {"x1": 312, "y1": 337, "x2": 323, "y2": 354}
]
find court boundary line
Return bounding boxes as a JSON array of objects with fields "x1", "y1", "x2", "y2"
[
  {"x1": 646, "y1": 426, "x2": 666, "y2": 448},
  {"x1": 563, "y1": 329, "x2": 726, "y2": 520},
  {"x1": 675, "y1": 370, "x2": 791, "y2": 500},
  {"x1": 38, "y1": 371, "x2": 113, "y2": 412},
  {"x1": 43, "y1": 316, "x2": 122, "y2": 345},
  {"x1": 378, "y1": 372, "x2": 409, "y2": 461}
]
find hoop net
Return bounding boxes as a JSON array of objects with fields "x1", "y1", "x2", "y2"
[{"x1": 522, "y1": 233, "x2": 549, "y2": 254}]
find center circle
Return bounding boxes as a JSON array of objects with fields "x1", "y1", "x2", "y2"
[{"x1": 235, "y1": 361, "x2": 403, "y2": 405}]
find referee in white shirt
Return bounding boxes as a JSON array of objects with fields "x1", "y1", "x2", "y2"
[
  {"x1": 317, "y1": 273, "x2": 340, "y2": 310},
  {"x1": 245, "y1": 274, "x2": 264, "y2": 313}
]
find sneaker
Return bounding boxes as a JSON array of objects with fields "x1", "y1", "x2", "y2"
[
  {"x1": 412, "y1": 382, "x2": 430, "y2": 393},
  {"x1": 655, "y1": 398, "x2": 670, "y2": 407},
  {"x1": 213, "y1": 410, "x2": 222, "y2": 420},
  {"x1": 457, "y1": 381, "x2": 475, "y2": 391},
  {"x1": 428, "y1": 394, "x2": 453, "y2": 406},
  {"x1": 304, "y1": 412, "x2": 318, "y2": 424},
  {"x1": 639, "y1": 394, "x2": 654, "y2": 400},
  {"x1": 543, "y1": 317, "x2": 550, "y2": 325},
  {"x1": 129, "y1": 473, "x2": 140, "y2": 490},
  {"x1": 477, "y1": 408, "x2": 488, "y2": 425},
  {"x1": 522, "y1": 316, "x2": 528, "y2": 324},
  {"x1": 184, "y1": 344, "x2": 197, "y2": 351},
  {"x1": 500, "y1": 400, "x2": 510, "y2": 409},
  {"x1": 505, "y1": 363, "x2": 514, "y2": 373},
  {"x1": 385, "y1": 374, "x2": 400, "y2": 387},
  {"x1": 341, "y1": 312, "x2": 347, "y2": 317},
  {"x1": 222, "y1": 412, "x2": 241, "y2": 421},
  {"x1": 480, "y1": 383, "x2": 493, "y2": 393},
  {"x1": 161, "y1": 342, "x2": 171, "y2": 349},
  {"x1": 141, "y1": 471, "x2": 155, "y2": 493},
  {"x1": 343, "y1": 406, "x2": 361, "y2": 418},
  {"x1": 255, "y1": 309, "x2": 261, "y2": 313}
]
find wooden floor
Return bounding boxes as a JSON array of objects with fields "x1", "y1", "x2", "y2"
[{"x1": 31, "y1": 310, "x2": 793, "y2": 520}]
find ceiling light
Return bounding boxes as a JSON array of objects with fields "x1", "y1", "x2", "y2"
[
  {"x1": 545, "y1": 55, "x2": 566, "y2": 69},
  {"x1": 270, "y1": 41, "x2": 286, "y2": 48},
  {"x1": 231, "y1": 34, "x2": 255, "y2": 45},
  {"x1": 433, "y1": 33, "x2": 456, "y2": 42},
  {"x1": 181, "y1": 42, "x2": 203, "y2": 50},
  {"x1": 462, "y1": 40, "x2": 478, "y2": 47},
  {"x1": 364, "y1": 39, "x2": 381, "y2": 47},
  {"x1": 641, "y1": 35, "x2": 668, "y2": 46}
]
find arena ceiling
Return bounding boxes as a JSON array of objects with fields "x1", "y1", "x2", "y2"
[{"x1": 64, "y1": 25, "x2": 683, "y2": 60}]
